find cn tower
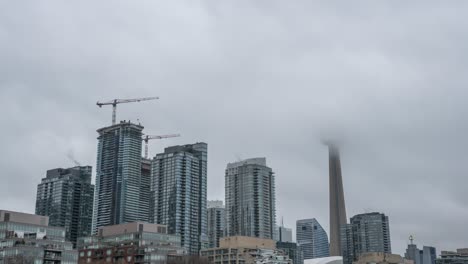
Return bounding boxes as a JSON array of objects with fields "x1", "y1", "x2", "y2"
[{"x1": 326, "y1": 142, "x2": 347, "y2": 256}]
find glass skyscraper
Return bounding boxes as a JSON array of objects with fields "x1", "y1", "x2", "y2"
[
  {"x1": 207, "y1": 200, "x2": 226, "y2": 248},
  {"x1": 296, "y1": 218, "x2": 330, "y2": 259},
  {"x1": 225, "y1": 158, "x2": 276, "y2": 239},
  {"x1": 35, "y1": 166, "x2": 94, "y2": 247},
  {"x1": 151, "y1": 142, "x2": 208, "y2": 255},
  {"x1": 92, "y1": 121, "x2": 145, "y2": 233},
  {"x1": 341, "y1": 212, "x2": 392, "y2": 264}
]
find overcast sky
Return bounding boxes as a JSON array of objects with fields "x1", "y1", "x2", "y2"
[{"x1": 1, "y1": 1, "x2": 467, "y2": 255}]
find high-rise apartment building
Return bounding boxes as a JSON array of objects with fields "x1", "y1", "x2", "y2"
[
  {"x1": 326, "y1": 143, "x2": 347, "y2": 257},
  {"x1": 207, "y1": 200, "x2": 226, "y2": 248},
  {"x1": 296, "y1": 218, "x2": 329, "y2": 259},
  {"x1": 35, "y1": 166, "x2": 94, "y2": 247},
  {"x1": 225, "y1": 158, "x2": 276, "y2": 240},
  {"x1": 92, "y1": 121, "x2": 145, "y2": 233},
  {"x1": 341, "y1": 212, "x2": 392, "y2": 264},
  {"x1": 140, "y1": 158, "x2": 152, "y2": 223},
  {"x1": 151, "y1": 142, "x2": 208, "y2": 255}
]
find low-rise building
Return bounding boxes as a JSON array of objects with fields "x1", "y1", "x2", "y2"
[
  {"x1": 77, "y1": 222, "x2": 185, "y2": 263},
  {"x1": 0, "y1": 210, "x2": 77, "y2": 264},
  {"x1": 277, "y1": 241, "x2": 303, "y2": 264},
  {"x1": 436, "y1": 249, "x2": 468, "y2": 264},
  {"x1": 201, "y1": 236, "x2": 291, "y2": 264},
  {"x1": 354, "y1": 252, "x2": 413, "y2": 264}
]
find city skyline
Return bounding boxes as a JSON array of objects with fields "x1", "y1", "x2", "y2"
[{"x1": 1, "y1": 1, "x2": 468, "y2": 257}]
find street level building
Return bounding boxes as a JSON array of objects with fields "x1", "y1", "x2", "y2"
[
  {"x1": 354, "y1": 253, "x2": 413, "y2": 264},
  {"x1": 201, "y1": 236, "x2": 291, "y2": 264},
  {"x1": 0, "y1": 210, "x2": 77, "y2": 264},
  {"x1": 297, "y1": 218, "x2": 329, "y2": 259},
  {"x1": 277, "y1": 241, "x2": 304, "y2": 264},
  {"x1": 225, "y1": 158, "x2": 276, "y2": 239},
  {"x1": 341, "y1": 213, "x2": 391, "y2": 264},
  {"x1": 77, "y1": 222, "x2": 184, "y2": 264},
  {"x1": 207, "y1": 200, "x2": 225, "y2": 248},
  {"x1": 92, "y1": 121, "x2": 146, "y2": 233},
  {"x1": 35, "y1": 166, "x2": 94, "y2": 247},
  {"x1": 436, "y1": 249, "x2": 468, "y2": 264},
  {"x1": 151, "y1": 143, "x2": 208, "y2": 255}
]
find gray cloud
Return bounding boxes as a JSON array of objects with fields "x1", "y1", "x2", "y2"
[{"x1": 1, "y1": 0, "x2": 467, "y2": 255}]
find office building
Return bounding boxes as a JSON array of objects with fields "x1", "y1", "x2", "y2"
[
  {"x1": 278, "y1": 225, "x2": 293, "y2": 243},
  {"x1": 405, "y1": 238, "x2": 436, "y2": 264},
  {"x1": 341, "y1": 212, "x2": 391, "y2": 264},
  {"x1": 77, "y1": 222, "x2": 184, "y2": 264},
  {"x1": 225, "y1": 158, "x2": 276, "y2": 239},
  {"x1": 151, "y1": 142, "x2": 208, "y2": 255},
  {"x1": 35, "y1": 166, "x2": 94, "y2": 247},
  {"x1": 325, "y1": 143, "x2": 347, "y2": 257},
  {"x1": 436, "y1": 249, "x2": 468, "y2": 264},
  {"x1": 207, "y1": 200, "x2": 226, "y2": 248},
  {"x1": 92, "y1": 121, "x2": 145, "y2": 233},
  {"x1": 277, "y1": 241, "x2": 304, "y2": 264},
  {"x1": 0, "y1": 210, "x2": 77, "y2": 264},
  {"x1": 201, "y1": 236, "x2": 291, "y2": 264},
  {"x1": 296, "y1": 218, "x2": 329, "y2": 259}
]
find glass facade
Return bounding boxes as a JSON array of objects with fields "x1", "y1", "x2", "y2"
[
  {"x1": 0, "y1": 216, "x2": 77, "y2": 264},
  {"x1": 341, "y1": 212, "x2": 392, "y2": 264},
  {"x1": 92, "y1": 121, "x2": 145, "y2": 233},
  {"x1": 296, "y1": 218, "x2": 329, "y2": 259},
  {"x1": 207, "y1": 201, "x2": 225, "y2": 248},
  {"x1": 35, "y1": 166, "x2": 94, "y2": 247},
  {"x1": 151, "y1": 143, "x2": 208, "y2": 255},
  {"x1": 225, "y1": 158, "x2": 276, "y2": 239}
]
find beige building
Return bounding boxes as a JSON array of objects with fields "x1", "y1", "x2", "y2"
[
  {"x1": 201, "y1": 236, "x2": 290, "y2": 264},
  {"x1": 354, "y1": 252, "x2": 414, "y2": 264}
]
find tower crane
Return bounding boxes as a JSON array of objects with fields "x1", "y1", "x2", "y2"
[
  {"x1": 143, "y1": 134, "x2": 180, "y2": 159},
  {"x1": 96, "y1": 97, "x2": 159, "y2": 125}
]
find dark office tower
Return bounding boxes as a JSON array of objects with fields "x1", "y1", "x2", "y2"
[
  {"x1": 151, "y1": 143, "x2": 208, "y2": 255},
  {"x1": 296, "y1": 218, "x2": 330, "y2": 259},
  {"x1": 327, "y1": 143, "x2": 347, "y2": 256},
  {"x1": 341, "y1": 212, "x2": 392, "y2": 264},
  {"x1": 207, "y1": 200, "x2": 226, "y2": 248},
  {"x1": 35, "y1": 166, "x2": 94, "y2": 247},
  {"x1": 92, "y1": 121, "x2": 144, "y2": 233},
  {"x1": 140, "y1": 158, "x2": 152, "y2": 223},
  {"x1": 225, "y1": 158, "x2": 276, "y2": 240},
  {"x1": 405, "y1": 238, "x2": 437, "y2": 264}
]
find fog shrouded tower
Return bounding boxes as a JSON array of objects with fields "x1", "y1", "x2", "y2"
[{"x1": 327, "y1": 143, "x2": 347, "y2": 256}]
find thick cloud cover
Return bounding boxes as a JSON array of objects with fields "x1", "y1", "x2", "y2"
[{"x1": 1, "y1": 1, "x2": 467, "y2": 255}]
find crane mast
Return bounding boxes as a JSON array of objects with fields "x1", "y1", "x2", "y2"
[
  {"x1": 143, "y1": 134, "x2": 180, "y2": 159},
  {"x1": 96, "y1": 97, "x2": 158, "y2": 125}
]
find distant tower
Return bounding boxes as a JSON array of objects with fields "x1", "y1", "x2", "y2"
[
  {"x1": 327, "y1": 143, "x2": 347, "y2": 256},
  {"x1": 225, "y1": 158, "x2": 276, "y2": 239},
  {"x1": 92, "y1": 121, "x2": 145, "y2": 233}
]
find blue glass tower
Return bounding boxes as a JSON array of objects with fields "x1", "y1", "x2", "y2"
[
  {"x1": 92, "y1": 121, "x2": 145, "y2": 233},
  {"x1": 151, "y1": 142, "x2": 208, "y2": 255},
  {"x1": 296, "y1": 218, "x2": 330, "y2": 259}
]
